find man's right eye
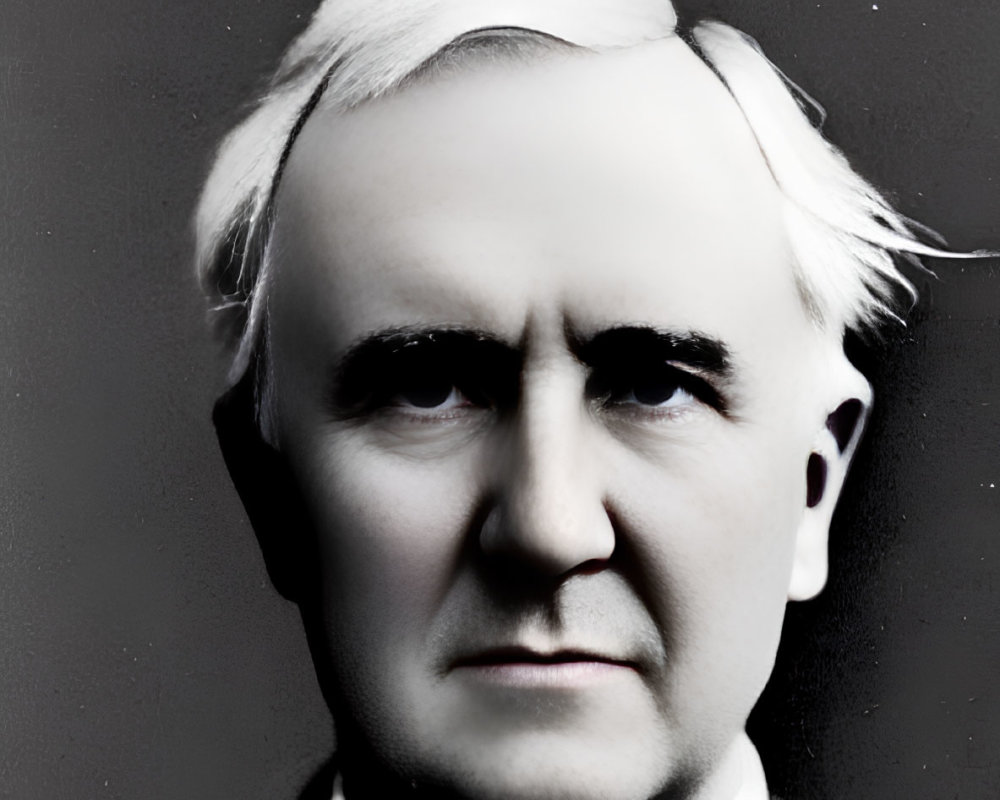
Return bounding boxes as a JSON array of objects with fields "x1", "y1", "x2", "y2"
[
  {"x1": 393, "y1": 379, "x2": 464, "y2": 410},
  {"x1": 384, "y1": 372, "x2": 483, "y2": 419},
  {"x1": 330, "y1": 331, "x2": 520, "y2": 422},
  {"x1": 339, "y1": 368, "x2": 485, "y2": 421}
]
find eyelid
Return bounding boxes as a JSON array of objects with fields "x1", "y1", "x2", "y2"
[
  {"x1": 386, "y1": 386, "x2": 477, "y2": 420},
  {"x1": 328, "y1": 331, "x2": 520, "y2": 421},
  {"x1": 604, "y1": 400, "x2": 699, "y2": 426},
  {"x1": 619, "y1": 382, "x2": 696, "y2": 407},
  {"x1": 572, "y1": 325, "x2": 733, "y2": 415},
  {"x1": 653, "y1": 362, "x2": 726, "y2": 412},
  {"x1": 588, "y1": 361, "x2": 725, "y2": 417}
]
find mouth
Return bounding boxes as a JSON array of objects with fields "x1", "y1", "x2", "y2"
[{"x1": 450, "y1": 647, "x2": 640, "y2": 688}]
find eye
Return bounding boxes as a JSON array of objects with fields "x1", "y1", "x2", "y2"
[
  {"x1": 619, "y1": 365, "x2": 696, "y2": 408},
  {"x1": 331, "y1": 331, "x2": 520, "y2": 423},
  {"x1": 589, "y1": 362, "x2": 707, "y2": 418},
  {"x1": 574, "y1": 326, "x2": 731, "y2": 419},
  {"x1": 391, "y1": 375, "x2": 472, "y2": 415},
  {"x1": 617, "y1": 383, "x2": 696, "y2": 409},
  {"x1": 368, "y1": 360, "x2": 486, "y2": 421}
]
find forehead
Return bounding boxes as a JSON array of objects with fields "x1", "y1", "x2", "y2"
[{"x1": 272, "y1": 37, "x2": 811, "y2": 359}]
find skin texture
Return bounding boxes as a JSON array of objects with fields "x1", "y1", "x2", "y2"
[{"x1": 266, "y1": 38, "x2": 868, "y2": 800}]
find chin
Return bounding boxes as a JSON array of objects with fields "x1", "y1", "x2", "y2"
[
  {"x1": 337, "y1": 667, "x2": 700, "y2": 800},
  {"x1": 394, "y1": 721, "x2": 682, "y2": 800}
]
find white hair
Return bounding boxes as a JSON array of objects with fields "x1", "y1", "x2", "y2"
[{"x1": 194, "y1": 0, "x2": 969, "y2": 403}]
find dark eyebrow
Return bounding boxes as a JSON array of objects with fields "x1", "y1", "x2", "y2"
[
  {"x1": 336, "y1": 325, "x2": 514, "y2": 367},
  {"x1": 570, "y1": 325, "x2": 733, "y2": 379},
  {"x1": 330, "y1": 325, "x2": 519, "y2": 411}
]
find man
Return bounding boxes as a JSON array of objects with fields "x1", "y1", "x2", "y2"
[{"x1": 196, "y1": 1, "x2": 965, "y2": 798}]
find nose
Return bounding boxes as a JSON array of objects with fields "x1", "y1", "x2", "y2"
[{"x1": 479, "y1": 365, "x2": 616, "y2": 577}]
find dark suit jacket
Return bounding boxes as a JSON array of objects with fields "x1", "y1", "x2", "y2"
[{"x1": 298, "y1": 756, "x2": 337, "y2": 800}]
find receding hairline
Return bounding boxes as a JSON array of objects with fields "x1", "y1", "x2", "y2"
[
  {"x1": 397, "y1": 26, "x2": 584, "y2": 93},
  {"x1": 303, "y1": 27, "x2": 592, "y2": 135},
  {"x1": 277, "y1": 33, "x2": 782, "y2": 249}
]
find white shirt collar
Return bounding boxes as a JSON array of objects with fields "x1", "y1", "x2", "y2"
[
  {"x1": 330, "y1": 770, "x2": 345, "y2": 800},
  {"x1": 733, "y1": 732, "x2": 771, "y2": 800}
]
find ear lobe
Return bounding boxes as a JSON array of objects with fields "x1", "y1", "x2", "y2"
[{"x1": 789, "y1": 393, "x2": 871, "y2": 601}]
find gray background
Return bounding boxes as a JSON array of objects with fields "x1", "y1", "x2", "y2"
[{"x1": 1, "y1": 1, "x2": 997, "y2": 798}]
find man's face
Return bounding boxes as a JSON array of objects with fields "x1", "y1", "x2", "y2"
[{"x1": 268, "y1": 39, "x2": 839, "y2": 800}]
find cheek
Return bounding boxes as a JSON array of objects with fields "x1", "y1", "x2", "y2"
[
  {"x1": 621, "y1": 429, "x2": 804, "y2": 572},
  {"x1": 295, "y1": 434, "x2": 480, "y2": 640},
  {"x1": 614, "y1": 432, "x2": 806, "y2": 701}
]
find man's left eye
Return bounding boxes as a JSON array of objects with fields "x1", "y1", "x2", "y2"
[
  {"x1": 619, "y1": 367, "x2": 696, "y2": 407},
  {"x1": 590, "y1": 363, "x2": 704, "y2": 414},
  {"x1": 617, "y1": 383, "x2": 696, "y2": 409}
]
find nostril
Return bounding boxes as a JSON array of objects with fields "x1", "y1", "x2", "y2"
[{"x1": 806, "y1": 453, "x2": 827, "y2": 508}]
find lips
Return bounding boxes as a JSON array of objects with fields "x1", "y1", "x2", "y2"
[
  {"x1": 449, "y1": 646, "x2": 640, "y2": 688},
  {"x1": 452, "y1": 646, "x2": 638, "y2": 670}
]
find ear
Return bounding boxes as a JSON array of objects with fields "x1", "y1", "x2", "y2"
[
  {"x1": 213, "y1": 371, "x2": 316, "y2": 603},
  {"x1": 788, "y1": 372, "x2": 872, "y2": 602}
]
